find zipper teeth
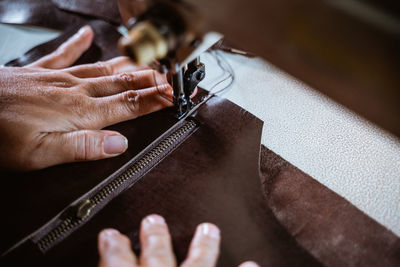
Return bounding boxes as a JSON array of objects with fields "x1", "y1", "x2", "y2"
[{"x1": 37, "y1": 120, "x2": 197, "y2": 252}]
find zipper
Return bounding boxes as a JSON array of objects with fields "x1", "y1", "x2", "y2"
[{"x1": 28, "y1": 118, "x2": 198, "y2": 253}]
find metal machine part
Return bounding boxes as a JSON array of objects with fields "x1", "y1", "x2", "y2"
[
  {"x1": 118, "y1": 0, "x2": 207, "y2": 66},
  {"x1": 117, "y1": 0, "x2": 214, "y2": 118},
  {"x1": 168, "y1": 57, "x2": 205, "y2": 118}
]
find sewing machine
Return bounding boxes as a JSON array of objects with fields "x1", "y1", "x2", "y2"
[
  {"x1": 0, "y1": 1, "x2": 399, "y2": 262},
  {"x1": 117, "y1": 0, "x2": 400, "y2": 135}
]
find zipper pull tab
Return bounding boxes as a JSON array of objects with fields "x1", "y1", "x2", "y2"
[{"x1": 76, "y1": 199, "x2": 95, "y2": 219}]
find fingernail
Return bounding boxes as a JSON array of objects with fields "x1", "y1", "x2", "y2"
[
  {"x1": 103, "y1": 135, "x2": 128, "y2": 155},
  {"x1": 240, "y1": 261, "x2": 260, "y2": 267},
  {"x1": 100, "y1": 229, "x2": 120, "y2": 239},
  {"x1": 77, "y1": 25, "x2": 91, "y2": 37},
  {"x1": 199, "y1": 223, "x2": 220, "y2": 239},
  {"x1": 144, "y1": 214, "x2": 166, "y2": 226}
]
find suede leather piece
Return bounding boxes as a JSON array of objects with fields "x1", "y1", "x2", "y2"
[{"x1": 260, "y1": 146, "x2": 400, "y2": 267}]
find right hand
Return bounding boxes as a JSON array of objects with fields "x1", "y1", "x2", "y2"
[{"x1": 98, "y1": 214, "x2": 259, "y2": 267}]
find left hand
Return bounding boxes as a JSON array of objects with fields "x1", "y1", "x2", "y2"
[{"x1": 0, "y1": 26, "x2": 173, "y2": 171}]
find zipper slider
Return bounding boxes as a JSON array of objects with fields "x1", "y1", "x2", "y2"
[{"x1": 76, "y1": 199, "x2": 95, "y2": 219}]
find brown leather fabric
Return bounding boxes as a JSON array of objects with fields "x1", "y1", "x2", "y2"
[
  {"x1": 51, "y1": 0, "x2": 121, "y2": 24},
  {"x1": 0, "y1": 0, "x2": 89, "y2": 30},
  {"x1": 1, "y1": 96, "x2": 322, "y2": 267},
  {"x1": 260, "y1": 146, "x2": 400, "y2": 267},
  {"x1": 0, "y1": 0, "x2": 121, "y2": 66},
  {"x1": 6, "y1": 20, "x2": 121, "y2": 67}
]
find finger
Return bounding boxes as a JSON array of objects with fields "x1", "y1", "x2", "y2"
[
  {"x1": 98, "y1": 229, "x2": 138, "y2": 267},
  {"x1": 82, "y1": 69, "x2": 168, "y2": 97},
  {"x1": 92, "y1": 84, "x2": 173, "y2": 128},
  {"x1": 66, "y1": 56, "x2": 150, "y2": 78},
  {"x1": 31, "y1": 130, "x2": 128, "y2": 169},
  {"x1": 28, "y1": 25, "x2": 94, "y2": 69},
  {"x1": 238, "y1": 261, "x2": 260, "y2": 267},
  {"x1": 181, "y1": 223, "x2": 221, "y2": 267},
  {"x1": 139, "y1": 215, "x2": 176, "y2": 267},
  {"x1": 191, "y1": 87, "x2": 198, "y2": 98}
]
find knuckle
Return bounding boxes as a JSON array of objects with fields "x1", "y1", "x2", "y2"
[
  {"x1": 83, "y1": 79, "x2": 104, "y2": 96},
  {"x1": 73, "y1": 130, "x2": 101, "y2": 161},
  {"x1": 70, "y1": 94, "x2": 91, "y2": 117},
  {"x1": 73, "y1": 130, "x2": 88, "y2": 160},
  {"x1": 95, "y1": 61, "x2": 112, "y2": 76},
  {"x1": 74, "y1": 82, "x2": 91, "y2": 95},
  {"x1": 123, "y1": 90, "x2": 142, "y2": 115},
  {"x1": 116, "y1": 72, "x2": 136, "y2": 88},
  {"x1": 54, "y1": 71, "x2": 79, "y2": 87}
]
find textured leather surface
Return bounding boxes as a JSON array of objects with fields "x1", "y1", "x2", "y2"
[
  {"x1": 0, "y1": 1, "x2": 399, "y2": 267},
  {"x1": 51, "y1": 0, "x2": 121, "y2": 24},
  {"x1": 6, "y1": 20, "x2": 121, "y2": 67},
  {"x1": 0, "y1": 0, "x2": 89, "y2": 30},
  {"x1": 260, "y1": 146, "x2": 400, "y2": 266}
]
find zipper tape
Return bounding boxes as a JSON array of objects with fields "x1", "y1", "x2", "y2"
[{"x1": 3, "y1": 117, "x2": 199, "y2": 256}]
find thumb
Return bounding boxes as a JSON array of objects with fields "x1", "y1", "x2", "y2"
[{"x1": 33, "y1": 130, "x2": 128, "y2": 169}]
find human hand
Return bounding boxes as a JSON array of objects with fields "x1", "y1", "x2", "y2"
[
  {"x1": 0, "y1": 26, "x2": 173, "y2": 171},
  {"x1": 98, "y1": 214, "x2": 258, "y2": 267}
]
